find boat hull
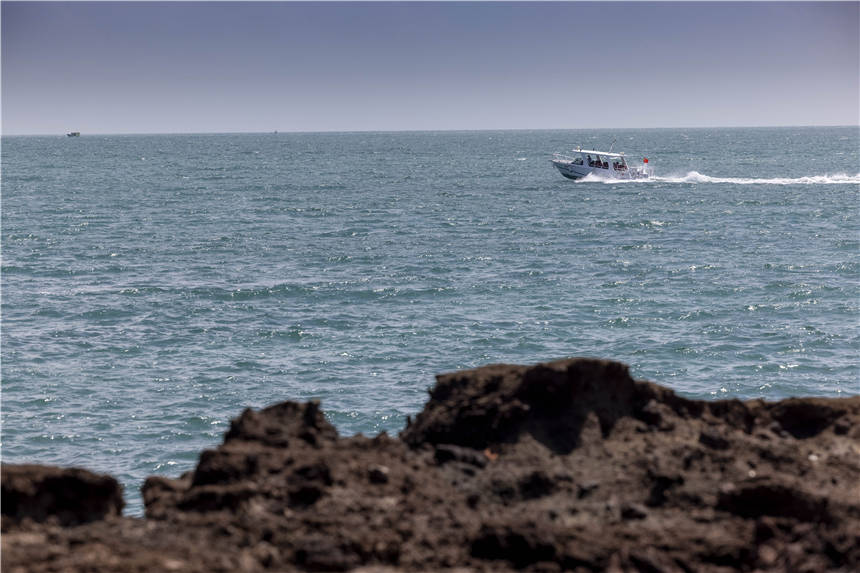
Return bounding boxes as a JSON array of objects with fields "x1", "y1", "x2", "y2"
[
  {"x1": 551, "y1": 160, "x2": 590, "y2": 180},
  {"x1": 551, "y1": 159, "x2": 650, "y2": 181}
]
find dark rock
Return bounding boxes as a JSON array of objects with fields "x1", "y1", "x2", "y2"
[
  {"x1": 294, "y1": 535, "x2": 360, "y2": 571},
  {"x1": 833, "y1": 418, "x2": 851, "y2": 435},
  {"x1": 192, "y1": 449, "x2": 259, "y2": 486},
  {"x1": 140, "y1": 473, "x2": 192, "y2": 519},
  {"x1": 368, "y1": 465, "x2": 390, "y2": 484},
  {"x1": 621, "y1": 503, "x2": 649, "y2": 520},
  {"x1": 1, "y1": 464, "x2": 123, "y2": 526},
  {"x1": 716, "y1": 480, "x2": 831, "y2": 522},
  {"x1": 3, "y1": 357, "x2": 860, "y2": 573},
  {"x1": 176, "y1": 483, "x2": 258, "y2": 513},
  {"x1": 518, "y1": 470, "x2": 555, "y2": 500},
  {"x1": 769, "y1": 400, "x2": 843, "y2": 439},
  {"x1": 471, "y1": 523, "x2": 557, "y2": 567},
  {"x1": 645, "y1": 471, "x2": 684, "y2": 507},
  {"x1": 401, "y1": 358, "x2": 683, "y2": 454},
  {"x1": 698, "y1": 429, "x2": 731, "y2": 450},
  {"x1": 577, "y1": 481, "x2": 600, "y2": 499},
  {"x1": 224, "y1": 400, "x2": 338, "y2": 447},
  {"x1": 433, "y1": 444, "x2": 488, "y2": 468},
  {"x1": 639, "y1": 399, "x2": 676, "y2": 431},
  {"x1": 288, "y1": 461, "x2": 333, "y2": 506}
]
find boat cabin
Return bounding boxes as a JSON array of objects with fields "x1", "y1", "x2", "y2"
[{"x1": 569, "y1": 149, "x2": 629, "y2": 171}]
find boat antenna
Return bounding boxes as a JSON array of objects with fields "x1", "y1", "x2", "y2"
[{"x1": 608, "y1": 138, "x2": 616, "y2": 153}]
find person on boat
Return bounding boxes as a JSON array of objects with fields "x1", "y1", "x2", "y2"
[{"x1": 586, "y1": 155, "x2": 594, "y2": 167}]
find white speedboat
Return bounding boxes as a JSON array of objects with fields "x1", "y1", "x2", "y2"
[{"x1": 551, "y1": 146, "x2": 652, "y2": 180}]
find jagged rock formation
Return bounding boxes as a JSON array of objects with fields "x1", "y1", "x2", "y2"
[
  {"x1": 3, "y1": 358, "x2": 859, "y2": 572},
  {"x1": 1, "y1": 464, "x2": 124, "y2": 526}
]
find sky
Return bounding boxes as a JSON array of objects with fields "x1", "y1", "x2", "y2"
[{"x1": 2, "y1": 1, "x2": 858, "y2": 134}]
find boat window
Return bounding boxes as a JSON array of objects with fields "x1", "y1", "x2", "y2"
[
  {"x1": 612, "y1": 156, "x2": 628, "y2": 170},
  {"x1": 595, "y1": 155, "x2": 608, "y2": 169},
  {"x1": 573, "y1": 156, "x2": 583, "y2": 165}
]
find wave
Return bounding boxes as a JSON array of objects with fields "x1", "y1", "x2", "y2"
[
  {"x1": 581, "y1": 171, "x2": 860, "y2": 185},
  {"x1": 656, "y1": 171, "x2": 860, "y2": 185}
]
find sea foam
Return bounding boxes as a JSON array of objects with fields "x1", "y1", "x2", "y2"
[{"x1": 581, "y1": 171, "x2": 860, "y2": 185}]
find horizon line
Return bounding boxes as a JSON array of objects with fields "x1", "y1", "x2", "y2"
[{"x1": 4, "y1": 123, "x2": 859, "y2": 138}]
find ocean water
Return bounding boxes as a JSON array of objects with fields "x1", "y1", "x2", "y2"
[{"x1": 3, "y1": 127, "x2": 859, "y2": 514}]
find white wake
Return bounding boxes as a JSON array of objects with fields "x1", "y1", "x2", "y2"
[{"x1": 581, "y1": 171, "x2": 860, "y2": 185}]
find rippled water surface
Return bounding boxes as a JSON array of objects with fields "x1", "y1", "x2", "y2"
[{"x1": 3, "y1": 127, "x2": 859, "y2": 513}]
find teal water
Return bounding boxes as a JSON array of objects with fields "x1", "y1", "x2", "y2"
[{"x1": 3, "y1": 127, "x2": 859, "y2": 514}]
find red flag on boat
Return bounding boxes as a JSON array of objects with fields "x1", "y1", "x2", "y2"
[{"x1": 643, "y1": 158, "x2": 649, "y2": 163}]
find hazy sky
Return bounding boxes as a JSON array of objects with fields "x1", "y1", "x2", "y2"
[{"x1": 2, "y1": 2, "x2": 858, "y2": 134}]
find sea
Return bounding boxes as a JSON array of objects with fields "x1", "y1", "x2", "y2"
[{"x1": 3, "y1": 126, "x2": 859, "y2": 515}]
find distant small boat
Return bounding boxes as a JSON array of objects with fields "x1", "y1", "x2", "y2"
[
  {"x1": 67, "y1": 132, "x2": 81, "y2": 137},
  {"x1": 551, "y1": 145, "x2": 652, "y2": 180}
]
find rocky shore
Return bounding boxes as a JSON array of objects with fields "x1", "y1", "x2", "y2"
[{"x1": 3, "y1": 358, "x2": 859, "y2": 572}]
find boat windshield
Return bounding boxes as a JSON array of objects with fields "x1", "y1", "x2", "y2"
[
  {"x1": 611, "y1": 156, "x2": 628, "y2": 171},
  {"x1": 588, "y1": 154, "x2": 608, "y2": 169}
]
